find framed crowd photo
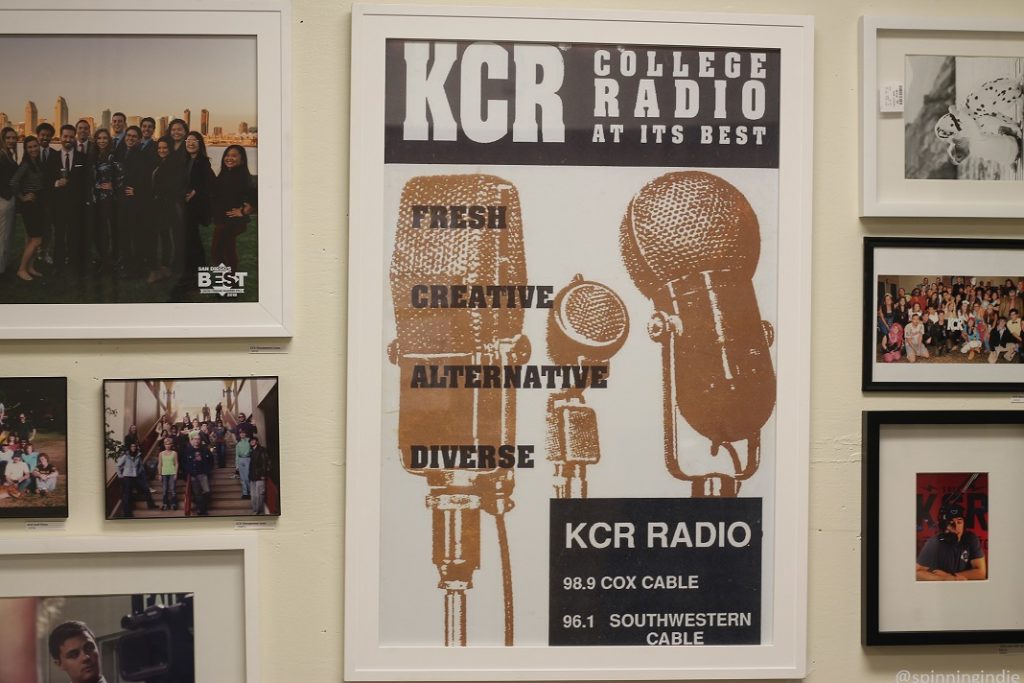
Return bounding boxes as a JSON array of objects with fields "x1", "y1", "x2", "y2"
[
  {"x1": 862, "y1": 411, "x2": 1024, "y2": 646},
  {"x1": 0, "y1": 3, "x2": 291, "y2": 339},
  {"x1": 346, "y1": 5, "x2": 813, "y2": 680},
  {"x1": 861, "y1": 16, "x2": 1024, "y2": 218},
  {"x1": 102, "y1": 376, "x2": 280, "y2": 520},
  {"x1": 0, "y1": 534, "x2": 261, "y2": 683},
  {"x1": 862, "y1": 237, "x2": 1024, "y2": 392},
  {"x1": 0, "y1": 376, "x2": 68, "y2": 519}
]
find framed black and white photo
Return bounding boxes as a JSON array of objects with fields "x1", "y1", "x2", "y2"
[
  {"x1": 863, "y1": 237, "x2": 1024, "y2": 392},
  {"x1": 102, "y1": 376, "x2": 280, "y2": 520},
  {"x1": 0, "y1": 534, "x2": 260, "y2": 682},
  {"x1": 0, "y1": 3, "x2": 291, "y2": 338},
  {"x1": 0, "y1": 376, "x2": 68, "y2": 519},
  {"x1": 861, "y1": 16, "x2": 1024, "y2": 218},
  {"x1": 862, "y1": 411, "x2": 1024, "y2": 646},
  {"x1": 346, "y1": 5, "x2": 813, "y2": 680}
]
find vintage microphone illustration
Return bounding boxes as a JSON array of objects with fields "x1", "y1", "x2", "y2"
[
  {"x1": 620, "y1": 171, "x2": 776, "y2": 497},
  {"x1": 545, "y1": 274, "x2": 629, "y2": 498},
  {"x1": 388, "y1": 174, "x2": 529, "y2": 646}
]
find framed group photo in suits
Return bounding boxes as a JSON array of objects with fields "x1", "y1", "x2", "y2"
[{"x1": 0, "y1": 2, "x2": 291, "y2": 338}]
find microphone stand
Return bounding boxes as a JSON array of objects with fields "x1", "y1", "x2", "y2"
[
  {"x1": 546, "y1": 389, "x2": 599, "y2": 499},
  {"x1": 426, "y1": 486, "x2": 480, "y2": 647},
  {"x1": 423, "y1": 334, "x2": 527, "y2": 647}
]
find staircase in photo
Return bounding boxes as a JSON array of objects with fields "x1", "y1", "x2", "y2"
[{"x1": 126, "y1": 427, "x2": 256, "y2": 518}]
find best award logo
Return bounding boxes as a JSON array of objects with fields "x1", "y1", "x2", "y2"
[{"x1": 197, "y1": 264, "x2": 248, "y2": 297}]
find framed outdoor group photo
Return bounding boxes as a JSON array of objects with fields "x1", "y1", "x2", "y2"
[
  {"x1": 0, "y1": 376, "x2": 68, "y2": 519},
  {"x1": 862, "y1": 411, "x2": 1024, "y2": 646},
  {"x1": 346, "y1": 4, "x2": 813, "y2": 680},
  {"x1": 861, "y1": 16, "x2": 1024, "y2": 218},
  {"x1": 0, "y1": 3, "x2": 291, "y2": 338}
]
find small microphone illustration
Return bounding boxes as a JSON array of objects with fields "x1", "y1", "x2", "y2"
[
  {"x1": 545, "y1": 274, "x2": 629, "y2": 498},
  {"x1": 620, "y1": 171, "x2": 776, "y2": 497}
]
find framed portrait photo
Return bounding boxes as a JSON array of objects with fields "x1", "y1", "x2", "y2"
[
  {"x1": 863, "y1": 237, "x2": 1024, "y2": 392},
  {"x1": 861, "y1": 16, "x2": 1024, "y2": 218},
  {"x1": 0, "y1": 534, "x2": 260, "y2": 682},
  {"x1": 102, "y1": 376, "x2": 280, "y2": 520},
  {"x1": 0, "y1": 2, "x2": 291, "y2": 338},
  {"x1": 347, "y1": 4, "x2": 813, "y2": 680},
  {"x1": 862, "y1": 411, "x2": 1024, "y2": 646},
  {"x1": 0, "y1": 376, "x2": 68, "y2": 519}
]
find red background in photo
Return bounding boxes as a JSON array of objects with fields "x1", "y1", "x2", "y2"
[{"x1": 916, "y1": 472, "x2": 989, "y2": 559}]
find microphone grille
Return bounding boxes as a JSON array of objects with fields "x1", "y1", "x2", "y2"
[
  {"x1": 620, "y1": 171, "x2": 760, "y2": 299},
  {"x1": 548, "y1": 277, "x2": 629, "y2": 364},
  {"x1": 391, "y1": 174, "x2": 526, "y2": 353}
]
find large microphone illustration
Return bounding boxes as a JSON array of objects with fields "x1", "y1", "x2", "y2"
[
  {"x1": 388, "y1": 174, "x2": 529, "y2": 646},
  {"x1": 620, "y1": 171, "x2": 776, "y2": 497},
  {"x1": 545, "y1": 274, "x2": 629, "y2": 498}
]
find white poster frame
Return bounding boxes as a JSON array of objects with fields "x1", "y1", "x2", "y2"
[{"x1": 346, "y1": 5, "x2": 812, "y2": 680}]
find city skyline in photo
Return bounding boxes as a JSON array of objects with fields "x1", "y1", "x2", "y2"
[{"x1": 0, "y1": 34, "x2": 257, "y2": 135}]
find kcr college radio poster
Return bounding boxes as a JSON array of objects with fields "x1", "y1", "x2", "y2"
[{"x1": 347, "y1": 7, "x2": 811, "y2": 679}]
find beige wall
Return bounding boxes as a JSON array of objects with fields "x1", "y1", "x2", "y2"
[{"x1": 2, "y1": 1, "x2": 1023, "y2": 681}]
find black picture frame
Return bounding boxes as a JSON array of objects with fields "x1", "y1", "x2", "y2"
[
  {"x1": 863, "y1": 236, "x2": 1024, "y2": 392},
  {"x1": 102, "y1": 375, "x2": 281, "y2": 521},
  {"x1": 0, "y1": 376, "x2": 69, "y2": 520},
  {"x1": 862, "y1": 410, "x2": 1024, "y2": 646}
]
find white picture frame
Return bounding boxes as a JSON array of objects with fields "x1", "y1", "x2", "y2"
[
  {"x1": 860, "y1": 16, "x2": 1024, "y2": 218},
  {"x1": 0, "y1": 2, "x2": 291, "y2": 338},
  {"x1": 346, "y1": 5, "x2": 812, "y2": 680},
  {"x1": 0, "y1": 533, "x2": 261, "y2": 683}
]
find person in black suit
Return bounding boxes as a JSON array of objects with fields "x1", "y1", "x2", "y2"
[
  {"x1": 110, "y1": 112, "x2": 127, "y2": 161},
  {"x1": 0, "y1": 127, "x2": 18, "y2": 276},
  {"x1": 74, "y1": 119, "x2": 92, "y2": 158},
  {"x1": 35, "y1": 123, "x2": 59, "y2": 268},
  {"x1": 52, "y1": 124, "x2": 90, "y2": 276},
  {"x1": 118, "y1": 126, "x2": 153, "y2": 276},
  {"x1": 138, "y1": 117, "x2": 158, "y2": 159}
]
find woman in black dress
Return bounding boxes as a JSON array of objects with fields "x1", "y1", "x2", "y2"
[
  {"x1": 9, "y1": 136, "x2": 46, "y2": 281},
  {"x1": 166, "y1": 118, "x2": 189, "y2": 159},
  {"x1": 91, "y1": 129, "x2": 123, "y2": 269},
  {"x1": 149, "y1": 139, "x2": 186, "y2": 285},
  {"x1": 211, "y1": 144, "x2": 256, "y2": 272},
  {"x1": 179, "y1": 131, "x2": 214, "y2": 290}
]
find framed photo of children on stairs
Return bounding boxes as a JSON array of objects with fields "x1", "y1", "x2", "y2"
[
  {"x1": 102, "y1": 376, "x2": 280, "y2": 520},
  {"x1": 0, "y1": 3, "x2": 291, "y2": 338},
  {"x1": 863, "y1": 237, "x2": 1024, "y2": 392}
]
